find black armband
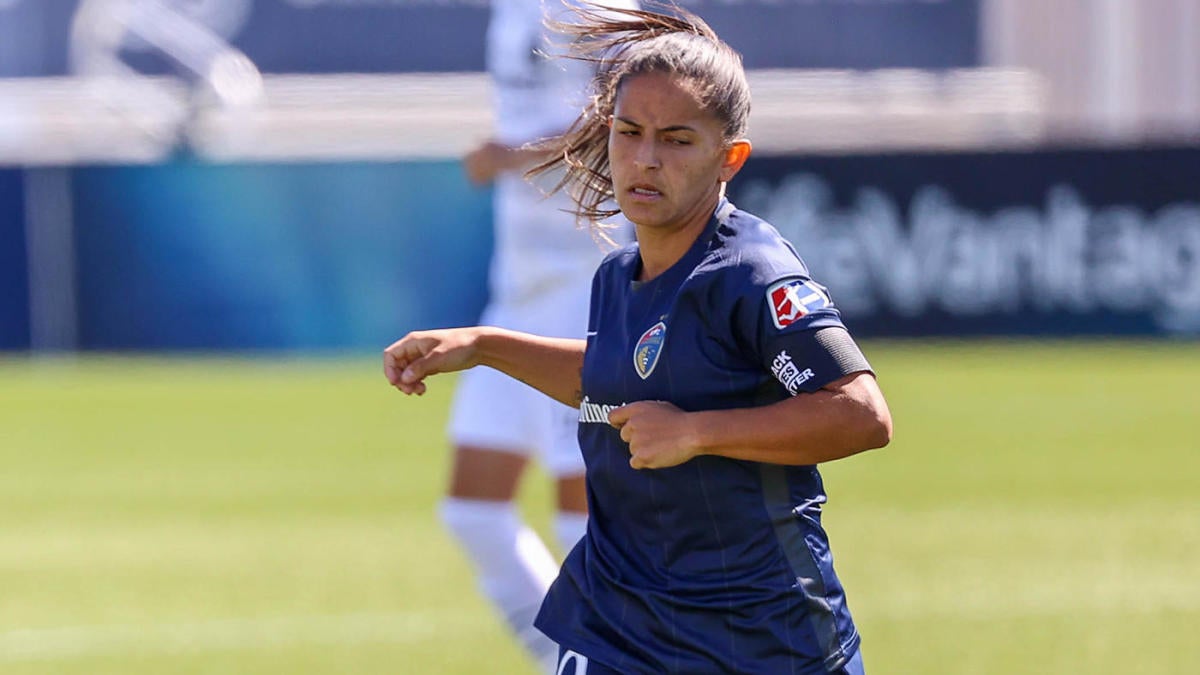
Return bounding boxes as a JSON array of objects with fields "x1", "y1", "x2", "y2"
[{"x1": 812, "y1": 326, "x2": 872, "y2": 378}]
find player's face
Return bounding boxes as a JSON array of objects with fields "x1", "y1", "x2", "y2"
[{"x1": 608, "y1": 72, "x2": 746, "y2": 238}]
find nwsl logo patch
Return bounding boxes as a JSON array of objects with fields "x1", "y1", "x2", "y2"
[
  {"x1": 633, "y1": 321, "x2": 666, "y2": 379},
  {"x1": 768, "y1": 278, "x2": 831, "y2": 329}
]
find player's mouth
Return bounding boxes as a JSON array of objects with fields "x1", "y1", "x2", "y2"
[{"x1": 628, "y1": 184, "x2": 662, "y2": 202}]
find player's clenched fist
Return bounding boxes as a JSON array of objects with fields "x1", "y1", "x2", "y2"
[
  {"x1": 607, "y1": 401, "x2": 703, "y2": 470},
  {"x1": 383, "y1": 327, "x2": 484, "y2": 395}
]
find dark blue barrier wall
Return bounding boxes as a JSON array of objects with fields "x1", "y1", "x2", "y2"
[
  {"x1": 728, "y1": 146, "x2": 1200, "y2": 337},
  {"x1": 5, "y1": 147, "x2": 1199, "y2": 352},
  {"x1": 0, "y1": 170, "x2": 29, "y2": 349},
  {"x1": 72, "y1": 160, "x2": 492, "y2": 351}
]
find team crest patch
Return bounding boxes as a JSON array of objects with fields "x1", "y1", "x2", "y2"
[
  {"x1": 633, "y1": 321, "x2": 666, "y2": 379},
  {"x1": 768, "y1": 278, "x2": 831, "y2": 329}
]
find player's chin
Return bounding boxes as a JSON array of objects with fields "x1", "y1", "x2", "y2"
[{"x1": 615, "y1": 200, "x2": 665, "y2": 229}]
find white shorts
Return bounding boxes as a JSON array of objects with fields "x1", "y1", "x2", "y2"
[{"x1": 447, "y1": 277, "x2": 592, "y2": 477}]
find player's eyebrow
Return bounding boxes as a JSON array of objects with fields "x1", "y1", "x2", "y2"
[{"x1": 614, "y1": 116, "x2": 697, "y2": 134}]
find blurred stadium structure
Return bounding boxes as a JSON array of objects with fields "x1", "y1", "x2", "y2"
[
  {"x1": 0, "y1": 0, "x2": 1196, "y2": 165},
  {"x1": 0, "y1": 68, "x2": 1051, "y2": 164},
  {"x1": 1, "y1": 0, "x2": 1198, "y2": 351}
]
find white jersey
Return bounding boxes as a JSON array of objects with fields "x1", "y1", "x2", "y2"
[
  {"x1": 485, "y1": 0, "x2": 636, "y2": 305},
  {"x1": 487, "y1": 0, "x2": 613, "y2": 146}
]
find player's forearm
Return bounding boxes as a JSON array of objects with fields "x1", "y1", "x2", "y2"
[
  {"x1": 474, "y1": 327, "x2": 586, "y2": 407},
  {"x1": 691, "y1": 373, "x2": 892, "y2": 466}
]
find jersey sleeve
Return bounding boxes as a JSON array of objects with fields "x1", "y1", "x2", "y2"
[{"x1": 740, "y1": 274, "x2": 873, "y2": 395}]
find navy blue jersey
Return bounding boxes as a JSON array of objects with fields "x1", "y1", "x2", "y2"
[{"x1": 535, "y1": 200, "x2": 873, "y2": 674}]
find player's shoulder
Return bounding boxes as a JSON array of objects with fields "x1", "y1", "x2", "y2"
[
  {"x1": 697, "y1": 203, "x2": 811, "y2": 290},
  {"x1": 596, "y1": 241, "x2": 640, "y2": 277},
  {"x1": 697, "y1": 204, "x2": 845, "y2": 333}
]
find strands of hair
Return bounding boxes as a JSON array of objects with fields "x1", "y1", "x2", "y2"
[{"x1": 528, "y1": 1, "x2": 748, "y2": 227}]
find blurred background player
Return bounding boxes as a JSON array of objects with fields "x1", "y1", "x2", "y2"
[{"x1": 438, "y1": 0, "x2": 637, "y2": 672}]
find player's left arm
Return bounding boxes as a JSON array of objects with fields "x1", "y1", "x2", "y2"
[{"x1": 609, "y1": 371, "x2": 891, "y2": 470}]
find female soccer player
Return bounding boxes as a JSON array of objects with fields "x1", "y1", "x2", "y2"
[{"x1": 386, "y1": 5, "x2": 892, "y2": 674}]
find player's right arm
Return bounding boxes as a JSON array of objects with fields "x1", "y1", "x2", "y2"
[{"x1": 383, "y1": 327, "x2": 585, "y2": 407}]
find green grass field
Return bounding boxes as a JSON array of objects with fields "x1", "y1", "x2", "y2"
[{"x1": 1, "y1": 341, "x2": 1197, "y2": 674}]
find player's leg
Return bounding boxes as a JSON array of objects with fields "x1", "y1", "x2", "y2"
[
  {"x1": 523, "y1": 275, "x2": 594, "y2": 557},
  {"x1": 542, "y1": 400, "x2": 588, "y2": 556},
  {"x1": 441, "y1": 366, "x2": 561, "y2": 673},
  {"x1": 540, "y1": 366, "x2": 588, "y2": 555},
  {"x1": 553, "y1": 472, "x2": 587, "y2": 556}
]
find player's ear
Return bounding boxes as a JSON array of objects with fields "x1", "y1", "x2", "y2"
[{"x1": 719, "y1": 139, "x2": 752, "y2": 183}]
